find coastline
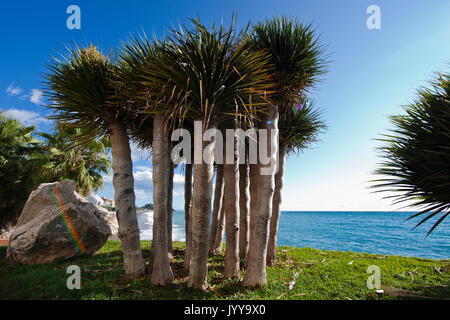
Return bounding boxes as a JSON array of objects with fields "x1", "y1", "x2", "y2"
[{"x1": 2, "y1": 210, "x2": 447, "y2": 259}]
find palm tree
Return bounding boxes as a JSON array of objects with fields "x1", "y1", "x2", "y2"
[
  {"x1": 214, "y1": 202, "x2": 226, "y2": 254},
  {"x1": 373, "y1": 72, "x2": 450, "y2": 235},
  {"x1": 117, "y1": 35, "x2": 175, "y2": 285},
  {"x1": 37, "y1": 121, "x2": 111, "y2": 196},
  {"x1": 244, "y1": 16, "x2": 326, "y2": 286},
  {"x1": 167, "y1": 160, "x2": 175, "y2": 257},
  {"x1": 184, "y1": 162, "x2": 193, "y2": 269},
  {"x1": 140, "y1": 18, "x2": 272, "y2": 289},
  {"x1": 267, "y1": 100, "x2": 325, "y2": 265},
  {"x1": 0, "y1": 113, "x2": 40, "y2": 228},
  {"x1": 223, "y1": 120, "x2": 241, "y2": 278},
  {"x1": 150, "y1": 110, "x2": 175, "y2": 285},
  {"x1": 246, "y1": 158, "x2": 259, "y2": 270},
  {"x1": 238, "y1": 162, "x2": 250, "y2": 259},
  {"x1": 44, "y1": 44, "x2": 146, "y2": 277},
  {"x1": 177, "y1": 123, "x2": 195, "y2": 270},
  {"x1": 208, "y1": 118, "x2": 241, "y2": 277},
  {"x1": 208, "y1": 164, "x2": 225, "y2": 256},
  {"x1": 238, "y1": 121, "x2": 251, "y2": 260}
]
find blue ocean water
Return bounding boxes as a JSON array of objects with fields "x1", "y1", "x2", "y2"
[
  {"x1": 276, "y1": 211, "x2": 449, "y2": 260},
  {"x1": 138, "y1": 211, "x2": 450, "y2": 260}
]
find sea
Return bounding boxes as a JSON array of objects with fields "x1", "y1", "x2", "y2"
[{"x1": 137, "y1": 211, "x2": 450, "y2": 260}]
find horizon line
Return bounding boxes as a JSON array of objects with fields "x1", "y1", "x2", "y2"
[{"x1": 280, "y1": 210, "x2": 419, "y2": 212}]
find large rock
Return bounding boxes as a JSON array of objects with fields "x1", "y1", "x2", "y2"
[{"x1": 6, "y1": 180, "x2": 112, "y2": 264}]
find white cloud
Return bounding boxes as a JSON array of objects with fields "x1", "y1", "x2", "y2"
[
  {"x1": 104, "y1": 165, "x2": 184, "y2": 186},
  {"x1": 135, "y1": 189, "x2": 152, "y2": 200},
  {"x1": 29, "y1": 89, "x2": 44, "y2": 105},
  {"x1": 6, "y1": 83, "x2": 23, "y2": 96},
  {"x1": 2, "y1": 108, "x2": 49, "y2": 126},
  {"x1": 5, "y1": 85, "x2": 45, "y2": 105},
  {"x1": 134, "y1": 167, "x2": 153, "y2": 181},
  {"x1": 173, "y1": 173, "x2": 184, "y2": 183},
  {"x1": 103, "y1": 166, "x2": 152, "y2": 184},
  {"x1": 135, "y1": 165, "x2": 151, "y2": 171},
  {"x1": 173, "y1": 190, "x2": 184, "y2": 197},
  {"x1": 102, "y1": 166, "x2": 152, "y2": 186}
]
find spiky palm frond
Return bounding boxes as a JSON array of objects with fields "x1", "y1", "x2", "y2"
[
  {"x1": 0, "y1": 113, "x2": 43, "y2": 227},
  {"x1": 251, "y1": 16, "x2": 327, "y2": 106},
  {"x1": 115, "y1": 33, "x2": 171, "y2": 148},
  {"x1": 0, "y1": 112, "x2": 40, "y2": 167},
  {"x1": 44, "y1": 44, "x2": 127, "y2": 137},
  {"x1": 279, "y1": 98, "x2": 326, "y2": 154},
  {"x1": 115, "y1": 33, "x2": 163, "y2": 111},
  {"x1": 373, "y1": 72, "x2": 450, "y2": 235},
  {"x1": 138, "y1": 16, "x2": 274, "y2": 129}
]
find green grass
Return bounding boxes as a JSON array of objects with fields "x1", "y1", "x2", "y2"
[{"x1": 0, "y1": 241, "x2": 448, "y2": 300}]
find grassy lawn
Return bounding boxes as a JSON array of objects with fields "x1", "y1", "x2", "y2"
[{"x1": 0, "y1": 241, "x2": 448, "y2": 300}]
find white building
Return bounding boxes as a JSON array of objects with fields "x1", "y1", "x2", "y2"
[{"x1": 87, "y1": 192, "x2": 105, "y2": 206}]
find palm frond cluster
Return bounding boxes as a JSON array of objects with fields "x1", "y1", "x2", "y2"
[
  {"x1": 373, "y1": 72, "x2": 450, "y2": 235},
  {"x1": 36, "y1": 122, "x2": 110, "y2": 196},
  {"x1": 251, "y1": 16, "x2": 327, "y2": 105},
  {"x1": 279, "y1": 98, "x2": 326, "y2": 154},
  {"x1": 44, "y1": 44, "x2": 119, "y2": 137}
]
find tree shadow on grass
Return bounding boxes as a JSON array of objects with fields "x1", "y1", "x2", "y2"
[
  {"x1": 162, "y1": 249, "x2": 252, "y2": 299},
  {"x1": 385, "y1": 283, "x2": 450, "y2": 300},
  {"x1": 416, "y1": 285, "x2": 450, "y2": 299},
  {"x1": 1, "y1": 242, "x2": 259, "y2": 300}
]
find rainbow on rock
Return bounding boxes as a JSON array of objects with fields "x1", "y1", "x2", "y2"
[{"x1": 51, "y1": 185, "x2": 87, "y2": 253}]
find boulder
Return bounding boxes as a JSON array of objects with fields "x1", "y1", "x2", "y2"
[{"x1": 6, "y1": 180, "x2": 112, "y2": 264}]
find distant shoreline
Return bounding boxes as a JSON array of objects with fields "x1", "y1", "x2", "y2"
[
  {"x1": 149, "y1": 210, "x2": 420, "y2": 213},
  {"x1": 136, "y1": 208, "x2": 152, "y2": 214}
]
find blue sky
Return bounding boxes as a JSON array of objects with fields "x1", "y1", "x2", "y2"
[{"x1": 1, "y1": 0, "x2": 449, "y2": 210}]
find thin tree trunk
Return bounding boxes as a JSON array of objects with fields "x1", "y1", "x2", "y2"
[
  {"x1": 267, "y1": 143, "x2": 287, "y2": 266},
  {"x1": 244, "y1": 105, "x2": 279, "y2": 287},
  {"x1": 187, "y1": 125, "x2": 216, "y2": 290},
  {"x1": 239, "y1": 162, "x2": 250, "y2": 260},
  {"x1": 150, "y1": 114, "x2": 174, "y2": 286},
  {"x1": 167, "y1": 160, "x2": 174, "y2": 258},
  {"x1": 244, "y1": 163, "x2": 259, "y2": 270},
  {"x1": 184, "y1": 163, "x2": 193, "y2": 270},
  {"x1": 223, "y1": 138, "x2": 240, "y2": 278},
  {"x1": 109, "y1": 121, "x2": 145, "y2": 277},
  {"x1": 208, "y1": 164, "x2": 224, "y2": 256},
  {"x1": 214, "y1": 202, "x2": 225, "y2": 254}
]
